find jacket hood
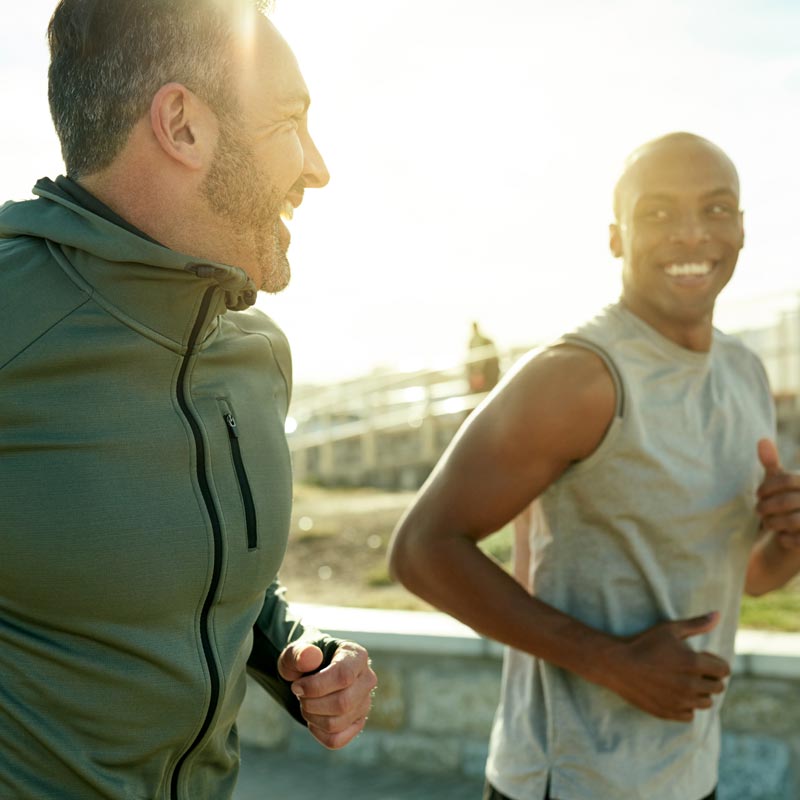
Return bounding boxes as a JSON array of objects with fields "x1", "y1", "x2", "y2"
[{"x1": 0, "y1": 178, "x2": 258, "y2": 313}]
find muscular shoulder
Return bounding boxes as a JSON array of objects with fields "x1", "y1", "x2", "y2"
[
  {"x1": 465, "y1": 343, "x2": 617, "y2": 467},
  {"x1": 519, "y1": 342, "x2": 616, "y2": 411},
  {"x1": 506, "y1": 343, "x2": 615, "y2": 416},
  {"x1": 422, "y1": 342, "x2": 618, "y2": 527}
]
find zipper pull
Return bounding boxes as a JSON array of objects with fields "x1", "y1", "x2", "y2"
[{"x1": 224, "y1": 412, "x2": 239, "y2": 438}]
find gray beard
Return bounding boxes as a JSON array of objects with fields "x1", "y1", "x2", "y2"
[
  {"x1": 254, "y1": 218, "x2": 290, "y2": 294},
  {"x1": 201, "y1": 118, "x2": 290, "y2": 292}
]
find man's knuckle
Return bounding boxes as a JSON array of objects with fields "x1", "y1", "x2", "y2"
[
  {"x1": 342, "y1": 663, "x2": 360, "y2": 684},
  {"x1": 331, "y1": 658, "x2": 357, "y2": 684},
  {"x1": 331, "y1": 693, "x2": 349, "y2": 715},
  {"x1": 316, "y1": 716, "x2": 339, "y2": 734},
  {"x1": 326, "y1": 723, "x2": 355, "y2": 749},
  {"x1": 676, "y1": 672, "x2": 694, "y2": 690},
  {"x1": 317, "y1": 732, "x2": 338, "y2": 750},
  {"x1": 771, "y1": 494, "x2": 791, "y2": 512},
  {"x1": 685, "y1": 653, "x2": 704, "y2": 672}
]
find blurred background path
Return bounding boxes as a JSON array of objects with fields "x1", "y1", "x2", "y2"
[{"x1": 234, "y1": 744, "x2": 483, "y2": 800}]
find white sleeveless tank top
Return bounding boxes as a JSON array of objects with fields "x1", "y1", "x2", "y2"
[{"x1": 485, "y1": 303, "x2": 775, "y2": 800}]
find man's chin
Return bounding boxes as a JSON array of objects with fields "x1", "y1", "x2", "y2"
[{"x1": 259, "y1": 254, "x2": 291, "y2": 294}]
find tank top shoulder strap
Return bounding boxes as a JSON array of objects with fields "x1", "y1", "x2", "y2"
[{"x1": 557, "y1": 334, "x2": 625, "y2": 419}]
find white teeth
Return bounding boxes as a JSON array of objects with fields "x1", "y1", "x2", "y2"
[
  {"x1": 664, "y1": 261, "x2": 712, "y2": 277},
  {"x1": 280, "y1": 199, "x2": 294, "y2": 221}
]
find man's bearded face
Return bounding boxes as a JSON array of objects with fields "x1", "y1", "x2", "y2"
[{"x1": 202, "y1": 113, "x2": 291, "y2": 293}]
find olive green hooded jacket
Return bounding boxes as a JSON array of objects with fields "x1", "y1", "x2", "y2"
[{"x1": 0, "y1": 178, "x2": 339, "y2": 800}]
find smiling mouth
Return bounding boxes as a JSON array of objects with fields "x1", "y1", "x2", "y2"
[
  {"x1": 277, "y1": 216, "x2": 291, "y2": 252},
  {"x1": 663, "y1": 260, "x2": 714, "y2": 278}
]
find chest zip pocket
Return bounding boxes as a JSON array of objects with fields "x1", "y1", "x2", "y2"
[{"x1": 220, "y1": 400, "x2": 258, "y2": 550}]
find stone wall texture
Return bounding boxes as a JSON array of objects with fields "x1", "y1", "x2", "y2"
[{"x1": 238, "y1": 626, "x2": 800, "y2": 800}]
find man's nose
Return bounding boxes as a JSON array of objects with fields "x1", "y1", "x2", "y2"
[
  {"x1": 303, "y1": 134, "x2": 330, "y2": 189},
  {"x1": 669, "y1": 212, "x2": 710, "y2": 246}
]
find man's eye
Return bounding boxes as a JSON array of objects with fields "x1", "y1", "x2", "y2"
[
  {"x1": 707, "y1": 203, "x2": 733, "y2": 217},
  {"x1": 643, "y1": 209, "x2": 669, "y2": 222}
]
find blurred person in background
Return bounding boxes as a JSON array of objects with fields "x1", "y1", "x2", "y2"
[{"x1": 467, "y1": 320, "x2": 501, "y2": 393}]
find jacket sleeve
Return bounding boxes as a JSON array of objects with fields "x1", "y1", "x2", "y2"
[{"x1": 246, "y1": 580, "x2": 343, "y2": 725}]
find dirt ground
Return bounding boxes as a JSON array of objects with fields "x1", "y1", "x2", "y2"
[{"x1": 279, "y1": 484, "x2": 433, "y2": 611}]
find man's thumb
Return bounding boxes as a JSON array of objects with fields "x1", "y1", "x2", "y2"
[
  {"x1": 758, "y1": 438, "x2": 782, "y2": 476},
  {"x1": 278, "y1": 642, "x2": 324, "y2": 682},
  {"x1": 675, "y1": 611, "x2": 720, "y2": 640}
]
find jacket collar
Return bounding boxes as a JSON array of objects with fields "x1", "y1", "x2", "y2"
[
  {"x1": 52, "y1": 176, "x2": 163, "y2": 246},
  {"x1": 0, "y1": 178, "x2": 259, "y2": 351}
]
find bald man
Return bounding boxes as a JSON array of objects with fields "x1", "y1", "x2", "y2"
[{"x1": 389, "y1": 132, "x2": 800, "y2": 800}]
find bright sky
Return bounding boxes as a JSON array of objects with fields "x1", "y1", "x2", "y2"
[{"x1": 3, "y1": 1, "x2": 800, "y2": 384}]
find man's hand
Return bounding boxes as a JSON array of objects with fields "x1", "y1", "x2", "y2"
[
  {"x1": 757, "y1": 438, "x2": 800, "y2": 549},
  {"x1": 278, "y1": 641, "x2": 377, "y2": 749},
  {"x1": 600, "y1": 612, "x2": 730, "y2": 722},
  {"x1": 746, "y1": 438, "x2": 800, "y2": 594}
]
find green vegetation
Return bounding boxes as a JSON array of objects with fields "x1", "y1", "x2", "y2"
[
  {"x1": 365, "y1": 564, "x2": 394, "y2": 588},
  {"x1": 740, "y1": 589, "x2": 800, "y2": 632},
  {"x1": 478, "y1": 524, "x2": 514, "y2": 566}
]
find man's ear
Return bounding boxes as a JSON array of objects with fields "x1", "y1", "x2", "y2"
[
  {"x1": 149, "y1": 83, "x2": 214, "y2": 171},
  {"x1": 739, "y1": 210, "x2": 745, "y2": 250},
  {"x1": 609, "y1": 222, "x2": 623, "y2": 258}
]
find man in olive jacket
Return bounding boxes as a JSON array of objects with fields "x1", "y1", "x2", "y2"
[{"x1": 0, "y1": 1, "x2": 376, "y2": 798}]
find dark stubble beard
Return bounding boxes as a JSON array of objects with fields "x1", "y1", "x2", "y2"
[{"x1": 201, "y1": 114, "x2": 290, "y2": 293}]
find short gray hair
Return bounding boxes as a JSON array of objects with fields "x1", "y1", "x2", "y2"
[{"x1": 47, "y1": 0, "x2": 272, "y2": 178}]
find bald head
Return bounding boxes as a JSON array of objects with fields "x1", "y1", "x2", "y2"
[
  {"x1": 608, "y1": 131, "x2": 745, "y2": 350},
  {"x1": 613, "y1": 133, "x2": 739, "y2": 222}
]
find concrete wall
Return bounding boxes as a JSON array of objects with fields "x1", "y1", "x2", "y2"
[{"x1": 237, "y1": 605, "x2": 800, "y2": 800}]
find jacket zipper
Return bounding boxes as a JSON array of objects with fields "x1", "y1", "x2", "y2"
[
  {"x1": 222, "y1": 406, "x2": 258, "y2": 549},
  {"x1": 169, "y1": 287, "x2": 222, "y2": 800}
]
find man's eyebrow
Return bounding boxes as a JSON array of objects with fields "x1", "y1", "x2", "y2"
[
  {"x1": 701, "y1": 188, "x2": 739, "y2": 201},
  {"x1": 634, "y1": 188, "x2": 739, "y2": 206},
  {"x1": 282, "y1": 92, "x2": 310, "y2": 113}
]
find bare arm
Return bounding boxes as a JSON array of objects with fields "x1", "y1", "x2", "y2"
[
  {"x1": 746, "y1": 439, "x2": 800, "y2": 596},
  {"x1": 389, "y1": 345, "x2": 730, "y2": 722}
]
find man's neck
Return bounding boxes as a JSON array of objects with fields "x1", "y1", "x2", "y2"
[
  {"x1": 619, "y1": 297, "x2": 715, "y2": 352},
  {"x1": 58, "y1": 176, "x2": 161, "y2": 245}
]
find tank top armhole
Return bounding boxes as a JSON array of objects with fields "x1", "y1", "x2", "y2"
[
  {"x1": 555, "y1": 334, "x2": 625, "y2": 476},
  {"x1": 558, "y1": 334, "x2": 624, "y2": 417}
]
